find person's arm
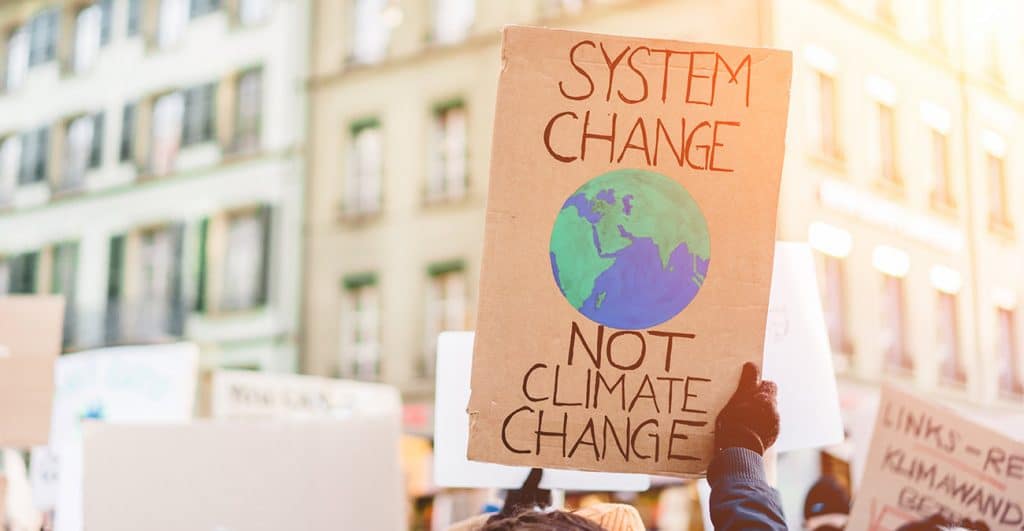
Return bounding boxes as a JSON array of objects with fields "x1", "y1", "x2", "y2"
[{"x1": 707, "y1": 362, "x2": 787, "y2": 531}]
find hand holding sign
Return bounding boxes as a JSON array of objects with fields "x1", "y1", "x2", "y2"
[{"x1": 714, "y1": 363, "x2": 779, "y2": 455}]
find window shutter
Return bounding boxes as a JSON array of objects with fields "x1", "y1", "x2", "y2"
[
  {"x1": 89, "y1": 112, "x2": 104, "y2": 168},
  {"x1": 99, "y1": 0, "x2": 113, "y2": 45},
  {"x1": 105, "y1": 234, "x2": 125, "y2": 344},
  {"x1": 254, "y1": 205, "x2": 272, "y2": 306},
  {"x1": 126, "y1": 0, "x2": 142, "y2": 36},
  {"x1": 194, "y1": 217, "x2": 209, "y2": 312},
  {"x1": 120, "y1": 103, "x2": 136, "y2": 162},
  {"x1": 168, "y1": 223, "x2": 186, "y2": 335},
  {"x1": 37, "y1": 127, "x2": 49, "y2": 182}
]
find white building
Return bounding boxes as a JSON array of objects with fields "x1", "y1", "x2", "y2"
[{"x1": 0, "y1": 0, "x2": 307, "y2": 371}]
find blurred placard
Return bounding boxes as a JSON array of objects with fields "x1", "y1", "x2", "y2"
[
  {"x1": 202, "y1": 369, "x2": 400, "y2": 419},
  {"x1": 848, "y1": 386, "x2": 1024, "y2": 530},
  {"x1": 762, "y1": 242, "x2": 844, "y2": 453},
  {"x1": 435, "y1": 332, "x2": 650, "y2": 491},
  {"x1": 82, "y1": 419, "x2": 405, "y2": 531},
  {"x1": 29, "y1": 343, "x2": 198, "y2": 531},
  {"x1": 469, "y1": 26, "x2": 793, "y2": 477},
  {"x1": 0, "y1": 296, "x2": 65, "y2": 447}
]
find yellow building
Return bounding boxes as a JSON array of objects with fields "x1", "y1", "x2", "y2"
[{"x1": 303, "y1": 0, "x2": 1024, "y2": 425}]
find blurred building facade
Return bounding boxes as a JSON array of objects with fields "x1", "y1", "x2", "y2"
[
  {"x1": 303, "y1": 0, "x2": 766, "y2": 407},
  {"x1": 304, "y1": 0, "x2": 1024, "y2": 415},
  {"x1": 0, "y1": 0, "x2": 307, "y2": 370}
]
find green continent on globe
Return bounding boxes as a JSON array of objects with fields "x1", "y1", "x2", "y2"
[
  {"x1": 550, "y1": 204, "x2": 614, "y2": 309},
  {"x1": 549, "y1": 168, "x2": 711, "y2": 330}
]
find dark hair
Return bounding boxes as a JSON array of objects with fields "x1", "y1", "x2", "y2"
[{"x1": 481, "y1": 509, "x2": 607, "y2": 531}]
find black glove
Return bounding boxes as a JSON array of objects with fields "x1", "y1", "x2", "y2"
[
  {"x1": 714, "y1": 362, "x2": 780, "y2": 455},
  {"x1": 497, "y1": 468, "x2": 550, "y2": 518}
]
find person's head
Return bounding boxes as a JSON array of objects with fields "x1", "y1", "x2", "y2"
[
  {"x1": 481, "y1": 509, "x2": 607, "y2": 531},
  {"x1": 803, "y1": 476, "x2": 850, "y2": 530},
  {"x1": 895, "y1": 513, "x2": 989, "y2": 531}
]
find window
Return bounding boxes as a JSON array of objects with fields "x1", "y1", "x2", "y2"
[
  {"x1": 136, "y1": 225, "x2": 184, "y2": 339},
  {"x1": 18, "y1": 127, "x2": 49, "y2": 185},
  {"x1": 996, "y1": 309, "x2": 1022, "y2": 398},
  {"x1": 234, "y1": 69, "x2": 262, "y2": 152},
  {"x1": 813, "y1": 71, "x2": 840, "y2": 159},
  {"x1": 881, "y1": 274, "x2": 910, "y2": 373},
  {"x1": 120, "y1": 103, "x2": 136, "y2": 162},
  {"x1": 423, "y1": 261, "x2": 468, "y2": 375},
  {"x1": 937, "y1": 292, "x2": 963, "y2": 385},
  {"x1": 351, "y1": 0, "x2": 392, "y2": 64},
  {"x1": 151, "y1": 92, "x2": 184, "y2": 176},
  {"x1": 0, "y1": 136, "x2": 22, "y2": 202},
  {"x1": 7, "y1": 252, "x2": 39, "y2": 294},
  {"x1": 51, "y1": 242, "x2": 79, "y2": 347},
  {"x1": 876, "y1": 103, "x2": 898, "y2": 183},
  {"x1": 821, "y1": 255, "x2": 850, "y2": 355},
  {"x1": 190, "y1": 0, "x2": 221, "y2": 18},
  {"x1": 929, "y1": 129, "x2": 952, "y2": 207},
  {"x1": 126, "y1": 0, "x2": 142, "y2": 36},
  {"x1": 6, "y1": 26, "x2": 29, "y2": 90},
  {"x1": 427, "y1": 101, "x2": 467, "y2": 202},
  {"x1": 62, "y1": 114, "x2": 103, "y2": 191},
  {"x1": 158, "y1": 0, "x2": 189, "y2": 48},
  {"x1": 346, "y1": 120, "x2": 383, "y2": 214},
  {"x1": 220, "y1": 207, "x2": 271, "y2": 311},
  {"x1": 987, "y1": 154, "x2": 1010, "y2": 228},
  {"x1": 432, "y1": 0, "x2": 474, "y2": 45},
  {"x1": 238, "y1": 0, "x2": 270, "y2": 25},
  {"x1": 182, "y1": 84, "x2": 215, "y2": 146},
  {"x1": 73, "y1": 3, "x2": 103, "y2": 72},
  {"x1": 340, "y1": 274, "x2": 380, "y2": 380},
  {"x1": 28, "y1": 8, "x2": 58, "y2": 67}
]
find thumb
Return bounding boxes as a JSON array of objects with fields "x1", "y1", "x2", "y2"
[{"x1": 735, "y1": 362, "x2": 760, "y2": 396}]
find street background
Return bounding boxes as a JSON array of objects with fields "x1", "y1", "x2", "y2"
[{"x1": 0, "y1": 0, "x2": 1021, "y2": 529}]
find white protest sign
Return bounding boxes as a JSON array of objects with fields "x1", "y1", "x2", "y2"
[
  {"x1": 203, "y1": 369, "x2": 400, "y2": 420},
  {"x1": 434, "y1": 331, "x2": 650, "y2": 491},
  {"x1": 29, "y1": 343, "x2": 198, "y2": 531},
  {"x1": 82, "y1": 419, "x2": 405, "y2": 531},
  {"x1": 762, "y1": 242, "x2": 844, "y2": 453}
]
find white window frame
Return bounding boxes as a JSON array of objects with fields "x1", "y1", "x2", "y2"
[
  {"x1": 158, "y1": 0, "x2": 190, "y2": 49},
  {"x1": 220, "y1": 209, "x2": 265, "y2": 311},
  {"x1": 151, "y1": 92, "x2": 184, "y2": 176},
  {"x1": 346, "y1": 121, "x2": 383, "y2": 214},
  {"x1": 340, "y1": 280, "x2": 380, "y2": 380},
  {"x1": 5, "y1": 26, "x2": 29, "y2": 90},
  {"x1": 432, "y1": 0, "x2": 474, "y2": 45},
  {"x1": 427, "y1": 103, "x2": 467, "y2": 202},
  {"x1": 423, "y1": 266, "x2": 467, "y2": 375},
  {"x1": 350, "y1": 0, "x2": 392, "y2": 65},
  {"x1": 73, "y1": 4, "x2": 103, "y2": 73}
]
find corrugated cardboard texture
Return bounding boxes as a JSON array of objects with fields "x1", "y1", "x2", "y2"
[
  {"x1": 0, "y1": 296, "x2": 65, "y2": 447},
  {"x1": 82, "y1": 419, "x2": 405, "y2": 531},
  {"x1": 469, "y1": 26, "x2": 792, "y2": 477},
  {"x1": 847, "y1": 387, "x2": 1024, "y2": 530}
]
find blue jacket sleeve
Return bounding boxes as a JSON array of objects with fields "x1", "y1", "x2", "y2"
[{"x1": 707, "y1": 447, "x2": 788, "y2": 531}]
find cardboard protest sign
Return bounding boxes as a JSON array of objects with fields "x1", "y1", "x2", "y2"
[
  {"x1": 434, "y1": 332, "x2": 649, "y2": 491},
  {"x1": 0, "y1": 296, "x2": 65, "y2": 447},
  {"x1": 468, "y1": 26, "x2": 793, "y2": 477},
  {"x1": 82, "y1": 419, "x2": 405, "y2": 531},
  {"x1": 201, "y1": 369, "x2": 400, "y2": 420},
  {"x1": 848, "y1": 386, "x2": 1024, "y2": 530},
  {"x1": 762, "y1": 242, "x2": 844, "y2": 453},
  {"x1": 29, "y1": 343, "x2": 198, "y2": 531}
]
